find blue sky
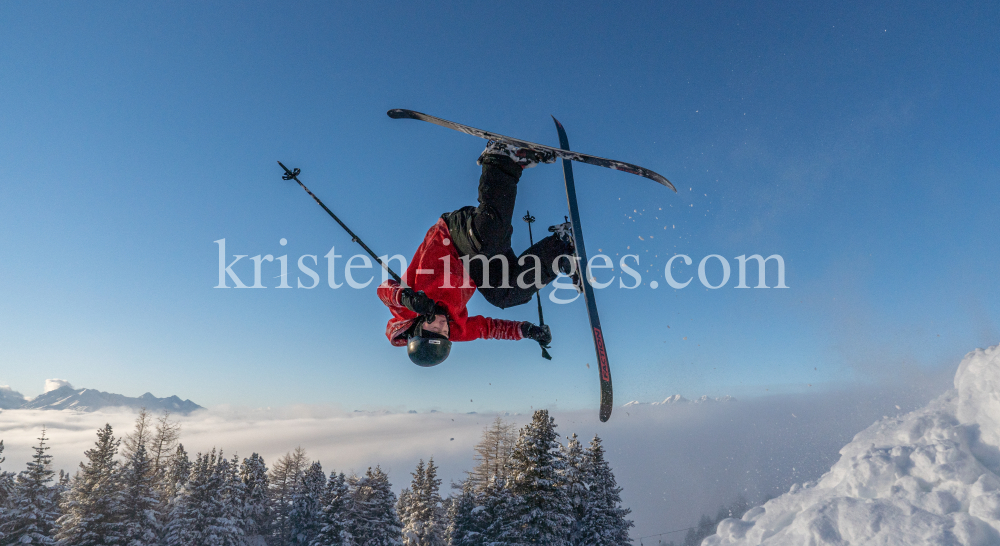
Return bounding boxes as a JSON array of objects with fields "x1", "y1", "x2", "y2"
[{"x1": 1, "y1": 1, "x2": 997, "y2": 413}]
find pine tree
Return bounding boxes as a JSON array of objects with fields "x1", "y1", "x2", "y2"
[
  {"x1": 399, "y1": 459, "x2": 443, "y2": 546},
  {"x1": 403, "y1": 457, "x2": 445, "y2": 546},
  {"x1": 506, "y1": 410, "x2": 573, "y2": 546},
  {"x1": 468, "y1": 417, "x2": 516, "y2": 493},
  {"x1": 121, "y1": 408, "x2": 152, "y2": 463},
  {"x1": 0, "y1": 440, "x2": 12, "y2": 545},
  {"x1": 397, "y1": 460, "x2": 422, "y2": 546},
  {"x1": 215, "y1": 454, "x2": 246, "y2": 546},
  {"x1": 53, "y1": 471, "x2": 70, "y2": 505},
  {"x1": 240, "y1": 453, "x2": 270, "y2": 545},
  {"x1": 289, "y1": 462, "x2": 326, "y2": 545},
  {"x1": 163, "y1": 450, "x2": 203, "y2": 546},
  {"x1": 159, "y1": 443, "x2": 190, "y2": 544},
  {"x1": 422, "y1": 459, "x2": 444, "y2": 546},
  {"x1": 349, "y1": 466, "x2": 401, "y2": 546},
  {"x1": 682, "y1": 515, "x2": 715, "y2": 546},
  {"x1": 161, "y1": 444, "x2": 191, "y2": 504},
  {"x1": 396, "y1": 488, "x2": 413, "y2": 544},
  {"x1": 269, "y1": 447, "x2": 309, "y2": 544},
  {"x1": 0, "y1": 440, "x2": 14, "y2": 509},
  {"x1": 577, "y1": 436, "x2": 632, "y2": 546},
  {"x1": 164, "y1": 449, "x2": 231, "y2": 546},
  {"x1": 56, "y1": 423, "x2": 124, "y2": 546},
  {"x1": 559, "y1": 434, "x2": 587, "y2": 546},
  {"x1": 1, "y1": 428, "x2": 59, "y2": 546},
  {"x1": 478, "y1": 476, "x2": 519, "y2": 546},
  {"x1": 119, "y1": 443, "x2": 161, "y2": 546},
  {"x1": 443, "y1": 482, "x2": 483, "y2": 546},
  {"x1": 313, "y1": 471, "x2": 352, "y2": 546},
  {"x1": 149, "y1": 411, "x2": 181, "y2": 483}
]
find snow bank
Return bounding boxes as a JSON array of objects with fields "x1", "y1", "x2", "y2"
[{"x1": 704, "y1": 344, "x2": 1000, "y2": 546}]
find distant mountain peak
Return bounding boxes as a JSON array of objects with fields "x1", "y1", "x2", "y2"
[
  {"x1": 622, "y1": 394, "x2": 737, "y2": 407},
  {"x1": 0, "y1": 380, "x2": 202, "y2": 414}
]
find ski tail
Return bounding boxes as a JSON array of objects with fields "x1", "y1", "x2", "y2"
[
  {"x1": 553, "y1": 116, "x2": 614, "y2": 423},
  {"x1": 388, "y1": 109, "x2": 675, "y2": 191}
]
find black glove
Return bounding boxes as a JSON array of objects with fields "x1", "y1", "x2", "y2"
[
  {"x1": 520, "y1": 322, "x2": 552, "y2": 345},
  {"x1": 400, "y1": 288, "x2": 437, "y2": 317}
]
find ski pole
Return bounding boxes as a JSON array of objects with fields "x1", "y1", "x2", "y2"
[
  {"x1": 523, "y1": 211, "x2": 552, "y2": 360},
  {"x1": 278, "y1": 161, "x2": 402, "y2": 284}
]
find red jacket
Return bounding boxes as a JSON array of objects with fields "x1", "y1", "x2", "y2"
[{"x1": 377, "y1": 218, "x2": 524, "y2": 346}]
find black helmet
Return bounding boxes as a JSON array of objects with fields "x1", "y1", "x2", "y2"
[{"x1": 407, "y1": 320, "x2": 452, "y2": 367}]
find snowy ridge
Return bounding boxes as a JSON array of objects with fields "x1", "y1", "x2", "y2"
[
  {"x1": 6, "y1": 383, "x2": 202, "y2": 414},
  {"x1": 0, "y1": 385, "x2": 27, "y2": 409},
  {"x1": 704, "y1": 344, "x2": 1000, "y2": 545},
  {"x1": 621, "y1": 394, "x2": 736, "y2": 407}
]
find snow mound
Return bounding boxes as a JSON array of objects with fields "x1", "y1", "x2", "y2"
[{"x1": 704, "y1": 344, "x2": 1000, "y2": 546}]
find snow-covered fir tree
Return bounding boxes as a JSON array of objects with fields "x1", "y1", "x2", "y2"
[
  {"x1": 164, "y1": 449, "x2": 241, "y2": 546},
  {"x1": 118, "y1": 443, "x2": 161, "y2": 546},
  {"x1": 0, "y1": 441, "x2": 11, "y2": 545},
  {"x1": 53, "y1": 471, "x2": 70, "y2": 510},
  {"x1": 398, "y1": 459, "x2": 444, "y2": 546},
  {"x1": 161, "y1": 444, "x2": 191, "y2": 505},
  {"x1": 478, "y1": 475, "x2": 522, "y2": 546},
  {"x1": 216, "y1": 453, "x2": 247, "y2": 546},
  {"x1": 313, "y1": 471, "x2": 352, "y2": 546},
  {"x1": 396, "y1": 488, "x2": 412, "y2": 542},
  {"x1": 163, "y1": 450, "x2": 207, "y2": 546},
  {"x1": 268, "y1": 447, "x2": 309, "y2": 545},
  {"x1": 349, "y1": 466, "x2": 401, "y2": 546},
  {"x1": 577, "y1": 436, "x2": 632, "y2": 546},
  {"x1": 288, "y1": 461, "x2": 326, "y2": 545},
  {"x1": 419, "y1": 458, "x2": 444, "y2": 546},
  {"x1": 1, "y1": 428, "x2": 59, "y2": 546},
  {"x1": 240, "y1": 453, "x2": 270, "y2": 545},
  {"x1": 443, "y1": 482, "x2": 481, "y2": 546},
  {"x1": 56, "y1": 423, "x2": 123, "y2": 546},
  {"x1": 506, "y1": 410, "x2": 574, "y2": 546},
  {"x1": 396, "y1": 465, "x2": 419, "y2": 546},
  {"x1": 559, "y1": 434, "x2": 587, "y2": 546},
  {"x1": 0, "y1": 440, "x2": 14, "y2": 510},
  {"x1": 0, "y1": 411, "x2": 635, "y2": 546}
]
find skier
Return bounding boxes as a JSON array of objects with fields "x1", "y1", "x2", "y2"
[{"x1": 377, "y1": 142, "x2": 580, "y2": 366}]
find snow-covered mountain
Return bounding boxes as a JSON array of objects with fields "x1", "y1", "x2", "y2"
[
  {"x1": 621, "y1": 394, "x2": 736, "y2": 407},
  {"x1": 704, "y1": 344, "x2": 1000, "y2": 545},
  {"x1": 0, "y1": 385, "x2": 27, "y2": 409},
  {"x1": 0, "y1": 380, "x2": 202, "y2": 414}
]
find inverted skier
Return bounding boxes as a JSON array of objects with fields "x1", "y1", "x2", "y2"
[{"x1": 377, "y1": 142, "x2": 581, "y2": 366}]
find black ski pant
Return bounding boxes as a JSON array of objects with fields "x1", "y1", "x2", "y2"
[{"x1": 442, "y1": 155, "x2": 573, "y2": 309}]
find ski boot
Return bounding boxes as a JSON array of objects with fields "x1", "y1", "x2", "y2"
[
  {"x1": 477, "y1": 140, "x2": 557, "y2": 169},
  {"x1": 549, "y1": 220, "x2": 583, "y2": 293}
]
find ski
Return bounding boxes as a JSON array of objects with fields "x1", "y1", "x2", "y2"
[
  {"x1": 553, "y1": 117, "x2": 614, "y2": 423},
  {"x1": 387, "y1": 109, "x2": 676, "y2": 191}
]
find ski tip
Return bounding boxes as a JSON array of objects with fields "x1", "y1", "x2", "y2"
[
  {"x1": 599, "y1": 408, "x2": 612, "y2": 422},
  {"x1": 387, "y1": 109, "x2": 417, "y2": 120},
  {"x1": 551, "y1": 115, "x2": 564, "y2": 129}
]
